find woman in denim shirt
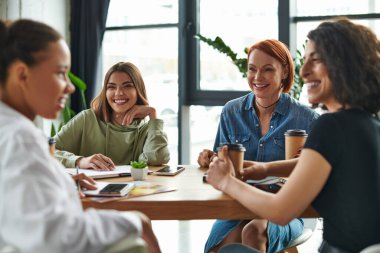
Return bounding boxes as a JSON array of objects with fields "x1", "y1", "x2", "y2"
[{"x1": 198, "y1": 39, "x2": 319, "y2": 253}]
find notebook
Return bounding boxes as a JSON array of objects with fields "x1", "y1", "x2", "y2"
[{"x1": 67, "y1": 165, "x2": 152, "y2": 179}]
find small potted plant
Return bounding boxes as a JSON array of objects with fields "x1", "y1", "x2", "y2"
[{"x1": 130, "y1": 161, "x2": 148, "y2": 181}]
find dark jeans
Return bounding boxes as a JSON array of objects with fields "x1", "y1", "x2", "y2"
[{"x1": 319, "y1": 241, "x2": 353, "y2": 253}]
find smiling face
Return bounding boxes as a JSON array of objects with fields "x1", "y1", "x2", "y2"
[
  {"x1": 23, "y1": 39, "x2": 74, "y2": 119},
  {"x1": 106, "y1": 71, "x2": 138, "y2": 115},
  {"x1": 247, "y1": 49, "x2": 287, "y2": 102},
  {"x1": 300, "y1": 40, "x2": 339, "y2": 111}
]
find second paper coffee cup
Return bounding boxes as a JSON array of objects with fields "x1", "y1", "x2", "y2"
[
  {"x1": 217, "y1": 143, "x2": 246, "y2": 179},
  {"x1": 284, "y1": 129, "x2": 307, "y2": 159}
]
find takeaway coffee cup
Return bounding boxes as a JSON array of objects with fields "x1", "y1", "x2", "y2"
[
  {"x1": 284, "y1": 129, "x2": 308, "y2": 159},
  {"x1": 217, "y1": 143, "x2": 246, "y2": 179}
]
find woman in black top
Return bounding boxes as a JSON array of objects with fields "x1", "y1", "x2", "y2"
[{"x1": 206, "y1": 17, "x2": 380, "y2": 253}]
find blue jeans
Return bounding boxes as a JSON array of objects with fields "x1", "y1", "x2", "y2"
[{"x1": 204, "y1": 219, "x2": 304, "y2": 253}]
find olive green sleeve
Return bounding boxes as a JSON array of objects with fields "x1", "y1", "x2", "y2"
[
  {"x1": 138, "y1": 119, "x2": 170, "y2": 165},
  {"x1": 54, "y1": 150, "x2": 82, "y2": 168},
  {"x1": 53, "y1": 111, "x2": 87, "y2": 168}
]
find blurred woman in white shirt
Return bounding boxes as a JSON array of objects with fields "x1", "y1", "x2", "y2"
[{"x1": 0, "y1": 19, "x2": 160, "y2": 253}]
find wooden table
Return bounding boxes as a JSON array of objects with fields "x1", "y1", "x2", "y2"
[{"x1": 82, "y1": 165, "x2": 319, "y2": 220}]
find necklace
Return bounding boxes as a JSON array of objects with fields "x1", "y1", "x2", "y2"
[
  {"x1": 112, "y1": 113, "x2": 124, "y2": 125},
  {"x1": 255, "y1": 98, "x2": 280, "y2": 109}
]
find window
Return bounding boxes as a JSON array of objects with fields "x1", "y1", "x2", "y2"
[
  {"x1": 199, "y1": 0, "x2": 278, "y2": 92},
  {"x1": 293, "y1": 0, "x2": 380, "y2": 50},
  {"x1": 106, "y1": 0, "x2": 178, "y2": 26},
  {"x1": 296, "y1": 0, "x2": 380, "y2": 16}
]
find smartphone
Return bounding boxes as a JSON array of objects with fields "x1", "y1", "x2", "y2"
[
  {"x1": 247, "y1": 178, "x2": 286, "y2": 193},
  {"x1": 99, "y1": 183, "x2": 134, "y2": 196},
  {"x1": 154, "y1": 166, "x2": 185, "y2": 176}
]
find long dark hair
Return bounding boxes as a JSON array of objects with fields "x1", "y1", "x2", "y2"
[{"x1": 307, "y1": 17, "x2": 380, "y2": 114}]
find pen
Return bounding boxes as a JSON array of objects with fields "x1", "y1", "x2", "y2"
[{"x1": 76, "y1": 166, "x2": 81, "y2": 193}]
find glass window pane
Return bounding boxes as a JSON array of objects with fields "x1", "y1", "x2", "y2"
[
  {"x1": 295, "y1": 21, "x2": 320, "y2": 50},
  {"x1": 296, "y1": 0, "x2": 380, "y2": 16},
  {"x1": 189, "y1": 105, "x2": 223, "y2": 163},
  {"x1": 199, "y1": 0, "x2": 278, "y2": 91},
  {"x1": 102, "y1": 28, "x2": 179, "y2": 163},
  {"x1": 296, "y1": 19, "x2": 380, "y2": 51},
  {"x1": 107, "y1": 0, "x2": 178, "y2": 27},
  {"x1": 102, "y1": 28, "x2": 178, "y2": 74}
]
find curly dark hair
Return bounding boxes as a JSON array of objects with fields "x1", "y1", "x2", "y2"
[{"x1": 307, "y1": 17, "x2": 380, "y2": 114}]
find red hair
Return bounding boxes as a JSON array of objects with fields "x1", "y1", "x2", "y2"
[{"x1": 248, "y1": 39, "x2": 294, "y2": 93}]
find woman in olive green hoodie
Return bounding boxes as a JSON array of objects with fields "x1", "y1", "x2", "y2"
[{"x1": 54, "y1": 62, "x2": 170, "y2": 170}]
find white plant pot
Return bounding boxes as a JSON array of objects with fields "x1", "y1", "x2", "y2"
[{"x1": 131, "y1": 167, "x2": 148, "y2": 181}]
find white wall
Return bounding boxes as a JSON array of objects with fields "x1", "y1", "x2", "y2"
[{"x1": 0, "y1": 0, "x2": 69, "y2": 39}]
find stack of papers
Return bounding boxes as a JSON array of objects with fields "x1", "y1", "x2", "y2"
[
  {"x1": 87, "y1": 181, "x2": 177, "y2": 203},
  {"x1": 67, "y1": 165, "x2": 132, "y2": 179}
]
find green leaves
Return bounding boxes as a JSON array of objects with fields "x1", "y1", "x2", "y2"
[
  {"x1": 130, "y1": 161, "x2": 147, "y2": 169},
  {"x1": 290, "y1": 43, "x2": 306, "y2": 101},
  {"x1": 195, "y1": 34, "x2": 248, "y2": 78},
  {"x1": 50, "y1": 71, "x2": 88, "y2": 137},
  {"x1": 68, "y1": 71, "x2": 87, "y2": 111},
  {"x1": 68, "y1": 72, "x2": 86, "y2": 91}
]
